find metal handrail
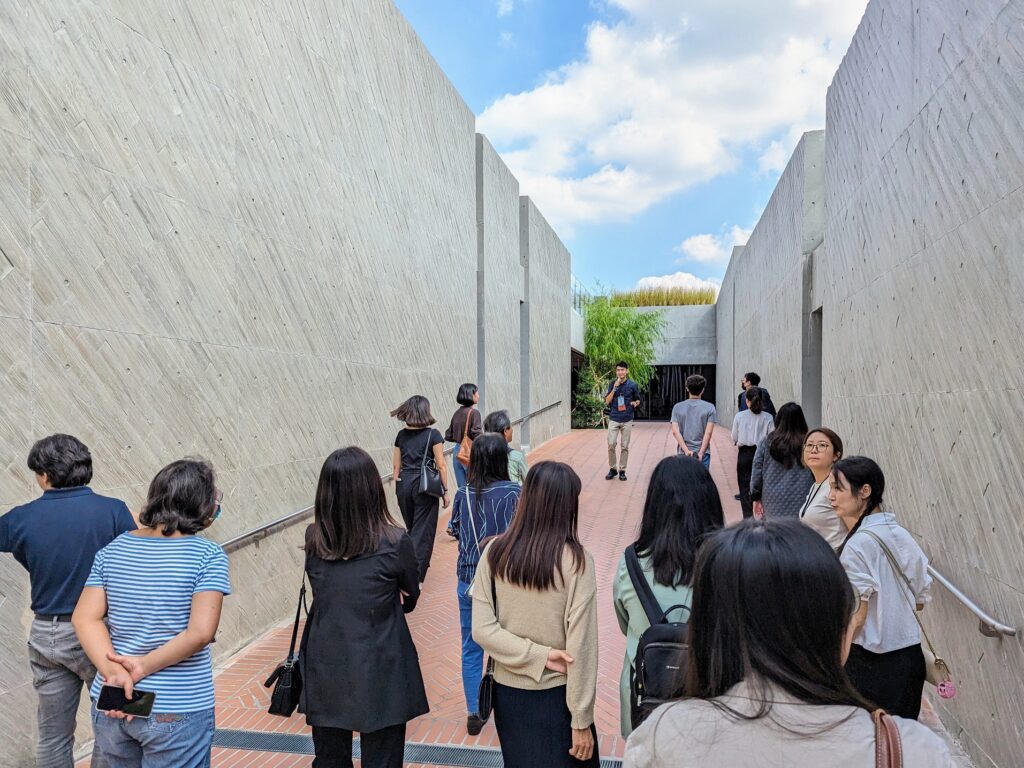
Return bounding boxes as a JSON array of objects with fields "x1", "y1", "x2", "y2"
[
  {"x1": 221, "y1": 400, "x2": 562, "y2": 554},
  {"x1": 927, "y1": 565, "x2": 1017, "y2": 638}
]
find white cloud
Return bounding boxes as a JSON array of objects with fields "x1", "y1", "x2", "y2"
[
  {"x1": 636, "y1": 272, "x2": 721, "y2": 294},
  {"x1": 674, "y1": 225, "x2": 751, "y2": 264},
  {"x1": 498, "y1": 31, "x2": 515, "y2": 48},
  {"x1": 497, "y1": 0, "x2": 514, "y2": 17},
  {"x1": 478, "y1": 0, "x2": 868, "y2": 232}
]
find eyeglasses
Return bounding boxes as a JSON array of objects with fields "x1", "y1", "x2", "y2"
[{"x1": 803, "y1": 442, "x2": 833, "y2": 453}]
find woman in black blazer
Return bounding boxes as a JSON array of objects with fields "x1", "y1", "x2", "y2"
[{"x1": 300, "y1": 447, "x2": 428, "y2": 768}]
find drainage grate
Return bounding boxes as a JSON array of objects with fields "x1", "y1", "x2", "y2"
[{"x1": 213, "y1": 729, "x2": 623, "y2": 767}]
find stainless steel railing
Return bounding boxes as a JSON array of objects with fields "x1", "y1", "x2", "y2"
[
  {"x1": 927, "y1": 565, "x2": 1017, "y2": 638},
  {"x1": 221, "y1": 401, "x2": 562, "y2": 554}
]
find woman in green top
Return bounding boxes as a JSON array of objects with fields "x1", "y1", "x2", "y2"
[{"x1": 612, "y1": 456, "x2": 724, "y2": 737}]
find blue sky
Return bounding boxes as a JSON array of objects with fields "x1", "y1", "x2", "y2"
[{"x1": 394, "y1": 0, "x2": 867, "y2": 293}]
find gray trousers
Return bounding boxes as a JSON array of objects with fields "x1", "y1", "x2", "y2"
[{"x1": 28, "y1": 618, "x2": 105, "y2": 768}]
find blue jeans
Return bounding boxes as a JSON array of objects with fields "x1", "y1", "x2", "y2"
[
  {"x1": 677, "y1": 450, "x2": 712, "y2": 469},
  {"x1": 452, "y1": 451, "x2": 468, "y2": 489},
  {"x1": 458, "y1": 580, "x2": 483, "y2": 714},
  {"x1": 92, "y1": 706, "x2": 214, "y2": 768}
]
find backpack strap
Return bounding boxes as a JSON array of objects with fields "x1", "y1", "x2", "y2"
[{"x1": 625, "y1": 544, "x2": 664, "y2": 626}]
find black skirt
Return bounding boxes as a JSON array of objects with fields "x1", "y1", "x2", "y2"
[
  {"x1": 845, "y1": 642, "x2": 926, "y2": 719},
  {"x1": 493, "y1": 683, "x2": 599, "y2": 768}
]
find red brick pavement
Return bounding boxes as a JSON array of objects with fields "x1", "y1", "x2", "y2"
[{"x1": 81, "y1": 424, "x2": 742, "y2": 767}]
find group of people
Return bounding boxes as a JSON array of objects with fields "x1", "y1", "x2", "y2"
[{"x1": 0, "y1": 374, "x2": 956, "y2": 767}]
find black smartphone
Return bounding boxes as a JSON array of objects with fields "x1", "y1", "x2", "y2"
[{"x1": 96, "y1": 685, "x2": 156, "y2": 718}]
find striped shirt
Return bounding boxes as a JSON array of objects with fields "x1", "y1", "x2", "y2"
[
  {"x1": 86, "y1": 533, "x2": 232, "y2": 713},
  {"x1": 451, "y1": 481, "x2": 520, "y2": 584}
]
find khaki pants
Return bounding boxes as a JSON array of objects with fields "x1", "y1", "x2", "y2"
[{"x1": 607, "y1": 420, "x2": 633, "y2": 470}]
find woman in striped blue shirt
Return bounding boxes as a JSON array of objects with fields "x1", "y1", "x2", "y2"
[
  {"x1": 73, "y1": 458, "x2": 231, "y2": 768},
  {"x1": 450, "y1": 433, "x2": 521, "y2": 736}
]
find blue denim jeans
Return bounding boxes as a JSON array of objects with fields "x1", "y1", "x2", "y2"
[
  {"x1": 699, "y1": 451, "x2": 711, "y2": 469},
  {"x1": 452, "y1": 451, "x2": 469, "y2": 489},
  {"x1": 458, "y1": 580, "x2": 483, "y2": 715},
  {"x1": 92, "y1": 706, "x2": 214, "y2": 768}
]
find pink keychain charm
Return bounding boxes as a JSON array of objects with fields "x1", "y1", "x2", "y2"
[{"x1": 937, "y1": 680, "x2": 957, "y2": 699}]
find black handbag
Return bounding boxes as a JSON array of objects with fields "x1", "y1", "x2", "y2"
[
  {"x1": 264, "y1": 578, "x2": 308, "y2": 717},
  {"x1": 419, "y1": 430, "x2": 445, "y2": 498},
  {"x1": 477, "y1": 573, "x2": 498, "y2": 721}
]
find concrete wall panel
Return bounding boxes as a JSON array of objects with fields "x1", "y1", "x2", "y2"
[{"x1": 646, "y1": 306, "x2": 717, "y2": 366}]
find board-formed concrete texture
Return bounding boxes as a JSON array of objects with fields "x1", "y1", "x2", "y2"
[
  {"x1": 715, "y1": 131, "x2": 826, "y2": 427},
  {"x1": 642, "y1": 305, "x2": 717, "y2": 366},
  {"x1": 521, "y1": 198, "x2": 572, "y2": 450},
  {"x1": 820, "y1": 2, "x2": 1024, "y2": 765},
  {"x1": 0, "y1": 1, "x2": 574, "y2": 763}
]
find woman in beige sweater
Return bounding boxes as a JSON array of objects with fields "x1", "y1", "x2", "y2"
[{"x1": 472, "y1": 461, "x2": 599, "y2": 767}]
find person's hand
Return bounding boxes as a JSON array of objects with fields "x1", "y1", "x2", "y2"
[
  {"x1": 753, "y1": 501, "x2": 764, "y2": 519},
  {"x1": 698, "y1": 450, "x2": 705, "y2": 462},
  {"x1": 101, "y1": 659, "x2": 142, "y2": 721},
  {"x1": 631, "y1": 400, "x2": 640, "y2": 408},
  {"x1": 683, "y1": 448, "x2": 693, "y2": 458},
  {"x1": 442, "y1": 491, "x2": 451, "y2": 509},
  {"x1": 545, "y1": 649, "x2": 574, "y2": 674},
  {"x1": 570, "y1": 727, "x2": 595, "y2": 762}
]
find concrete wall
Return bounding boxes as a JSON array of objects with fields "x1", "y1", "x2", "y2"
[
  {"x1": 521, "y1": 198, "x2": 572, "y2": 450},
  {"x1": 821, "y1": 2, "x2": 1024, "y2": 765},
  {"x1": 0, "y1": 1, "x2": 573, "y2": 763},
  {"x1": 644, "y1": 305, "x2": 717, "y2": 365},
  {"x1": 715, "y1": 132, "x2": 826, "y2": 428},
  {"x1": 715, "y1": 1, "x2": 1024, "y2": 763}
]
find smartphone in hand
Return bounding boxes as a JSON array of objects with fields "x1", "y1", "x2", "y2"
[{"x1": 97, "y1": 684, "x2": 156, "y2": 718}]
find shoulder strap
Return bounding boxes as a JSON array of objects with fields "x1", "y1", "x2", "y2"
[
  {"x1": 873, "y1": 710, "x2": 903, "y2": 768},
  {"x1": 625, "y1": 545, "x2": 664, "y2": 625},
  {"x1": 286, "y1": 576, "x2": 307, "y2": 662},
  {"x1": 462, "y1": 408, "x2": 473, "y2": 440},
  {"x1": 466, "y1": 486, "x2": 483, "y2": 553}
]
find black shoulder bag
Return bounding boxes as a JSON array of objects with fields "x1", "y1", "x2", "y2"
[
  {"x1": 419, "y1": 429, "x2": 445, "y2": 498},
  {"x1": 476, "y1": 571, "x2": 498, "y2": 722},
  {"x1": 264, "y1": 577, "x2": 308, "y2": 717},
  {"x1": 625, "y1": 544, "x2": 691, "y2": 728}
]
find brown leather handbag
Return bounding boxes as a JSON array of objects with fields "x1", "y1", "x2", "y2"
[
  {"x1": 456, "y1": 409, "x2": 474, "y2": 467},
  {"x1": 874, "y1": 710, "x2": 903, "y2": 768}
]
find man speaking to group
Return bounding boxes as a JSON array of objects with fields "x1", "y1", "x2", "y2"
[{"x1": 605, "y1": 362, "x2": 641, "y2": 482}]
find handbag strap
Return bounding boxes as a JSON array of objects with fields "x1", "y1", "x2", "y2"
[
  {"x1": 463, "y1": 408, "x2": 473, "y2": 441},
  {"x1": 873, "y1": 710, "x2": 903, "y2": 768},
  {"x1": 420, "y1": 429, "x2": 432, "y2": 467},
  {"x1": 466, "y1": 486, "x2": 482, "y2": 553},
  {"x1": 286, "y1": 576, "x2": 307, "y2": 662},
  {"x1": 485, "y1": 564, "x2": 498, "y2": 675},
  {"x1": 860, "y1": 529, "x2": 940, "y2": 659}
]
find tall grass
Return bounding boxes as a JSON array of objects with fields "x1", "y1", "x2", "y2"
[{"x1": 609, "y1": 286, "x2": 717, "y2": 307}]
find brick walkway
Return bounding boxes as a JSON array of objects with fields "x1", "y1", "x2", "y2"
[{"x1": 80, "y1": 424, "x2": 742, "y2": 767}]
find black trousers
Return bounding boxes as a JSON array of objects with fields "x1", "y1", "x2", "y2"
[
  {"x1": 845, "y1": 643, "x2": 926, "y2": 720},
  {"x1": 493, "y1": 683, "x2": 600, "y2": 768},
  {"x1": 311, "y1": 723, "x2": 406, "y2": 768},
  {"x1": 397, "y1": 472, "x2": 439, "y2": 583},
  {"x1": 736, "y1": 445, "x2": 757, "y2": 518}
]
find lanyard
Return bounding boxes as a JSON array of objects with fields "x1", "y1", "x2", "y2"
[{"x1": 800, "y1": 479, "x2": 828, "y2": 519}]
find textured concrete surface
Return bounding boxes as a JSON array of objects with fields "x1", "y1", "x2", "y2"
[
  {"x1": 0, "y1": 1, "x2": 573, "y2": 764},
  {"x1": 642, "y1": 305, "x2": 717, "y2": 365},
  {"x1": 715, "y1": 131, "x2": 826, "y2": 427}
]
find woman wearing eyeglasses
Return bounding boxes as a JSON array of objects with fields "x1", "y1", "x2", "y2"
[{"x1": 798, "y1": 428, "x2": 847, "y2": 550}]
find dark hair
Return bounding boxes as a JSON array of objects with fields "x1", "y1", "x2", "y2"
[
  {"x1": 635, "y1": 457, "x2": 724, "y2": 588},
  {"x1": 683, "y1": 519, "x2": 873, "y2": 717},
  {"x1": 483, "y1": 409, "x2": 512, "y2": 434},
  {"x1": 27, "y1": 434, "x2": 93, "y2": 488},
  {"x1": 744, "y1": 372, "x2": 762, "y2": 386},
  {"x1": 390, "y1": 395, "x2": 436, "y2": 427},
  {"x1": 467, "y1": 434, "x2": 511, "y2": 493},
  {"x1": 685, "y1": 374, "x2": 707, "y2": 396},
  {"x1": 615, "y1": 361, "x2": 629, "y2": 370},
  {"x1": 744, "y1": 386, "x2": 764, "y2": 415},
  {"x1": 803, "y1": 428, "x2": 844, "y2": 467},
  {"x1": 139, "y1": 458, "x2": 217, "y2": 536},
  {"x1": 457, "y1": 383, "x2": 479, "y2": 407},
  {"x1": 486, "y1": 461, "x2": 585, "y2": 591},
  {"x1": 833, "y1": 456, "x2": 886, "y2": 552},
  {"x1": 309, "y1": 447, "x2": 392, "y2": 560},
  {"x1": 767, "y1": 402, "x2": 808, "y2": 468}
]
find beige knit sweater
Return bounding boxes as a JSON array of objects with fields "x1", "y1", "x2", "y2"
[{"x1": 471, "y1": 542, "x2": 598, "y2": 729}]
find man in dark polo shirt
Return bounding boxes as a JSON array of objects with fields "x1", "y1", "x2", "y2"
[
  {"x1": 604, "y1": 361, "x2": 641, "y2": 481},
  {"x1": 0, "y1": 434, "x2": 135, "y2": 768}
]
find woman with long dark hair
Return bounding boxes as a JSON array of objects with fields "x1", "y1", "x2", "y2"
[
  {"x1": 831, "y1": 456, "x2": 932, "y2": 720},
  {"x1": 391, "y1": 395, "x2": 450, "y2": 584},
  {"x1": 613, "y1": 456, "x2": 723, "y2": 737},
  {"x1": 798, "y1": 428, "x2": 846, "y2": 550},
  {"x1": 750, "y1": 402, "x2": 813, "y2": 518},
  {"x1": 730, "y1": 386, "x2": 774, "y2": 518},
  {"x1": 450, "y1": 433, "x2": 520, "y2": 735},
  {"x1": 472, "y1": 462, "x2": 599, "y2": 767},
  {"x1": 445, "y1": 383, "x2": 482, "y2": 489},
  {"x1": 623, "y1": 520, "x2": 953, "y2": 767},
  {"x1": 301, "y1": 447, "x2": 428, "y2": 768},
  {"x1": 73, "y1": 459, "x2": 230, "y2": 767}
]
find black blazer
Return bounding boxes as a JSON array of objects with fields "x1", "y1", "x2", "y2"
[{"x1": 299, "y1": 526, "x2": 429, "y2": 731}]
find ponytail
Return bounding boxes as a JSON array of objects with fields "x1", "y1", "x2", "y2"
[{"x1": 745, "y1": 386, "x2": 764, "y2": 415}]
